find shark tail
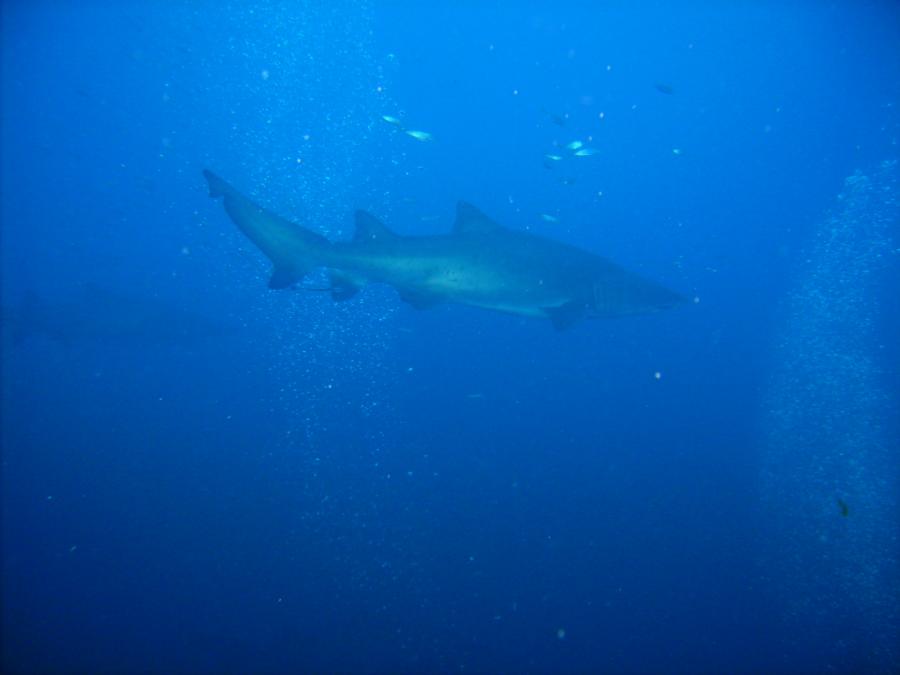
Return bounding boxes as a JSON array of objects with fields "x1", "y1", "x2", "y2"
[{"x1": 203, "y1": 170, "x2": 329, "y2": 289}]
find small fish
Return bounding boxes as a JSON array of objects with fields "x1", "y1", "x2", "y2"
[
  {"x1": 381, "y1": 114, "x2": 404, "y2": 127},
  {"x1": 405, "y1": 130, "x2": 433, "y2": 142},
  {"x1": 541, "y1": 106, "x2": 568, "y2": 127},
  {"x1": 837, "y1": 498, "x2": 849, "y2": 517},
  {"x1": 540, "y1": 214, "x2": 559, "y2": 223},
  {"x1": 672, "y1": 148, "x2": 682, "y2": 156},
  {"x1": 654, "y1": 82, "x2": 675, "y2": 95},
  {"x1": 574, "y1": 147, "x2": 598, "y2": 157},
  {"x1": 565, "y1": 140, "x2": 583, "y2": 151},
  {"x1": 544, "y1": 154, "x2": 563, "y2": 162}
]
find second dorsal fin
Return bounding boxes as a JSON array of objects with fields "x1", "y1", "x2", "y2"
[{"x1": 354, "y1": 210, "x2": 397, "y2": 242}]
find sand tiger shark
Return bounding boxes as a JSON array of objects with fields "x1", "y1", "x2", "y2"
[{"x1": 203, "y1": 170, "x2": 685, "y2": 329}]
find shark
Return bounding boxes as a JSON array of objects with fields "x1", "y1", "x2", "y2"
[{"x1": 203, "y1": 170, "x2": 686, "y2": 329}]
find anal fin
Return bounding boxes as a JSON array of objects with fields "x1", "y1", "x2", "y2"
[
  {"x1": 398, "y1": 289, "x2": 440, "y2": 310},
  {"x1": 544, "y1": 301, "x2": 585, "y2": 330},
  {"x1": 269, "y1": 265, "x2": 304, "y2": 289},
  {"x1": 329, "y1": 270, "x2": 364, "y2": 301}
]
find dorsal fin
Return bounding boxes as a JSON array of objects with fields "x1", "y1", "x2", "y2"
[
  {"x1": 453, "y1": 201, "x2": 504, "y2": 235},
  {"x1": 354, "y1": 210, "x2": 396, "y2": 242}
]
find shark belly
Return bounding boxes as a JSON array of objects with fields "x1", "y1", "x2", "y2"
[{"x1": 326, "y1": 243, "x2": 575, "y2": 316}]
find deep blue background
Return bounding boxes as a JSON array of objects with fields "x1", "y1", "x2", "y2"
[{"x1": 2, "y1": 2, "x2": 898, "y2": 673}]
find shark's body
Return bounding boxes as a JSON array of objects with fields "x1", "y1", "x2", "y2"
[{"x1": 204, "y1": 170, "x2": 685, "y2": 329}]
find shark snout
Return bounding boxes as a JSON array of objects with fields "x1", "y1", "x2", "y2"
[
  {"x1": 647, "y1": 285, "x2": 689, "y2": 313},
  {"x1": 657, "y1": 288, "x2": 689, "y2": 309},
  {"x1": 591, "y1": 278, "x2": 687, "y2": 317}
]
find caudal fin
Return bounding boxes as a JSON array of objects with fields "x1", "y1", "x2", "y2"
[{"x1": 203, "y1": 170, "x2": 329, "y2": 289}]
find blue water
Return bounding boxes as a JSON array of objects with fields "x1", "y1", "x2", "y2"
[{"x1": 2, "y1": 2, "x2": 898, "y2": 673}]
